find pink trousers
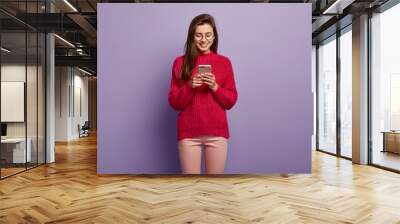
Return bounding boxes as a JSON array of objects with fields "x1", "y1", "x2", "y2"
[{"x1": 178, "y1": 136, "x2": 228, "y2": 174}]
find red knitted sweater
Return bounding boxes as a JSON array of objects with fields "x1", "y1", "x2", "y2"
[{"x1": 168, "y1": 51, "x2": 238, "y2": 140}]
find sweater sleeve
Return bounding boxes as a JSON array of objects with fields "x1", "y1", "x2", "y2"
[
  {"x1": 168, "y1": 59, "x2": 195, "y2": 111},
  {"x1": 212, "y1": 59, "x2": 238, "y2": 110}
]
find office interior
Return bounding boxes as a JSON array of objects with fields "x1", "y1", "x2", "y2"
[
  {"x1": 0, "y1": 0, "x2": 399, "y2": 223},
  {"x1": 0, "y1": 0, "x2": 97, "y2": 179}
]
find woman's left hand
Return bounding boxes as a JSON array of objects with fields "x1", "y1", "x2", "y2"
[{"x1": 201, "y1": 73, "x2": 219, "y2": 92}]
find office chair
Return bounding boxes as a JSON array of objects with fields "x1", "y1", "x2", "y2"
[{"x1": 79, "y1": 121, "x2": 90, "y2": 138}]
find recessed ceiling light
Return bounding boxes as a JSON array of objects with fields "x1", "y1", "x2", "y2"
[
  {"x1": 63, "y1": 0, "x2": 78, "y2": 12},
  {"x1": 78, "y1": 67, "x2": 92, "y2": 76},
  {"x1": 1, "y1": 47, "x2": 11, "y2": 53},
  {"x1": 54, "y1": 34, "x2": 75, "y2": 48},
  {"x1": 322, "y1": 0, "x2": 354, "y2": 15}
]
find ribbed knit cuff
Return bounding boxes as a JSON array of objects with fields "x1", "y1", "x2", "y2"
[{"x1": 211, "y1": 85, "x2": 223, "y2": 99}]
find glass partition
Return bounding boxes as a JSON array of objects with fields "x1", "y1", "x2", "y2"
[
  {"x1": 317, "y1": 35, "x2": 337, "y2": 155},
  {"x1": 0, "y1": 1, "x2": 46, "y2": 179},
  {"x1": 1, "y1": 30, "x2": 28, "y2": 177},
  {"x1": 371, "y1": 3, "x2": 400, "y2": 171}
]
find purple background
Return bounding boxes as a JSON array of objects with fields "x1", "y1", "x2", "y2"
[{"x1": 98, "y1": 3, "x2": 312, "y2": 174}]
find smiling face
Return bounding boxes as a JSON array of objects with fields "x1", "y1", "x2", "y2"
[
  {"x1": 181, "y1": 14, "x2": 218, "y2": 81},
  {"x1": 194, "y1": 23, "x2": 215, "y2": 54}
]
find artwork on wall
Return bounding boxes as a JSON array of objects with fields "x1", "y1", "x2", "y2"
[{"x1": 1, "y1": 81, "x2": 25, "y2": 122}]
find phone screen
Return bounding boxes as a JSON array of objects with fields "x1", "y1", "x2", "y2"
[{"x1": 198, "y1": 65, "x2": 212, "y2": 74}]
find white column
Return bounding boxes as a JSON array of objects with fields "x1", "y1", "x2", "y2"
[
  {"x1": 352, "y1": 14, "x2": 369, "y2": 164},
  {"x1": 55, "y1": 67, "x2": 74, "y2": 141},
  {"x1": 46, "y1": 1, "x2": 55, "y2": 163}
]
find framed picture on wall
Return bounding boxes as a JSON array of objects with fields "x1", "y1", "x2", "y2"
[{"x1": 1, "y1": 81, "x2": 25, "y2": 122}]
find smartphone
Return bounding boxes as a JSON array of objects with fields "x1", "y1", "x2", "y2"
[{"x1": 198, "y1": 64, "x2": 212, "y2": 74}]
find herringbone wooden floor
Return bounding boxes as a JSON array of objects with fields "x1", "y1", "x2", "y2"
[{"x1": 1, "y1": 134, "x2": 400, "y2": 224}]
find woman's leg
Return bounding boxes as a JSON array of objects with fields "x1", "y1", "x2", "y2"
[
  {"x1": 204, "y1": 136, "x2": 228, "y2": 174},
  {"x1": 178, "y1": 138, "x2": 202, "y2": 174}
]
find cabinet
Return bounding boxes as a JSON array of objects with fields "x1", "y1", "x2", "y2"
[
  {"x1": 382, "y1": 131, "x2": 400, "y2": 154},
  {"x1": 0, "y1": 138, "x2": 32, "y2": 165}
]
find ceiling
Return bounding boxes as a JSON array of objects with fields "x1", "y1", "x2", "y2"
[{"x1": 0, "y1": 0, "x2": 393, "y2": 75}]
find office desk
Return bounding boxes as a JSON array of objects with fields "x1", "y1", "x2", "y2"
[
  {"x1": 381, "y1": 131, "x2": 400, "y2": 154},
  {"x1": 1, "y1": 138, "x2": 32, "y2": 164}
]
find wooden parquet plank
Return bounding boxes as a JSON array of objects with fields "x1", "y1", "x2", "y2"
[{"x1": 0, "y1": 134, "x2": 399, "y2": 223}]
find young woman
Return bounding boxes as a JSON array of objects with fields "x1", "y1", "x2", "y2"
[{"x1": 168, "y1": 14, "x2": 238, "y2": 174}]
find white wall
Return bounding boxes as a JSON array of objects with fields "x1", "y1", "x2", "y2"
[
  {"x1": 1, "y1": 65, "x2": 26, "y2": 134},
  {"x1": 55, "y1": 66, "x2": 89, "y2": 141},
  {"x1": 55, "y1": 66, "x2": 70, "y2": 141},
  {"x1": 1, "y1": 65, "x2": 40, "y2": 137},
  {"x1": 1, "y1": 63, "x2": 46, "y2": 164},
  {"x1": 71, "y1": 72, "x2": 89, "y2": 138}
]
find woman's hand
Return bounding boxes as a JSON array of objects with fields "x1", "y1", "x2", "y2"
[
  {"x1": 189, "y1": 73, "x2": 203, "y2": 88},
  {"x1": 201, "y1": 73, "x2": 219, "y2": 92}
]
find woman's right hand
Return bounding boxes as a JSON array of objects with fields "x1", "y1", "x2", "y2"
[{"x1": 189, "y1": 73, "x2": 203, "y2": 88}]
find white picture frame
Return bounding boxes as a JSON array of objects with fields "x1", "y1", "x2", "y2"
[{"x1": 1, "y1": 81, "x2": 25, "y2": 122}]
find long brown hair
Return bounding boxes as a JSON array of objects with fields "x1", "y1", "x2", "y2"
[{"x1": 180, "y1": 14, "x2": 219, "y2": 81}]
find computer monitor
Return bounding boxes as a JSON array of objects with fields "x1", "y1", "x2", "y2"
[{"x1": 1, "y1": 123, "x2": 7, "y2": 137}]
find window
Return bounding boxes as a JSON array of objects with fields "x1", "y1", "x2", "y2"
[
  {"x1": 370, "y1": 2, "x2": 400, "y2": 171},
  {"x1": 317, "y1": 35, "x2": 337, "y2": 154},
  {"x1": 339, "y1": 27, "x2": 352, "y2": 158}
]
